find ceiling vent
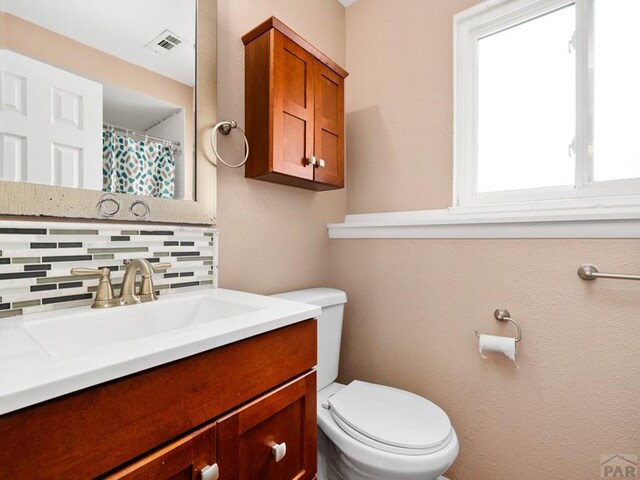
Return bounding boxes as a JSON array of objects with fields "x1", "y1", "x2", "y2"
[{"x1": 146, "y1": 30, "x2": 186, "y2": 55}]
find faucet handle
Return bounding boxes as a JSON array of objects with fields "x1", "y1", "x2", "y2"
[
  {"x1": 152, "y1": 262, "x2": 172, "y2": 272},
  {"x1": 138, "y1": 262, "x2": 172, "y2": 302},
  {"x1": 123, "y1": 259, "x2": 171, "y2": 272},
  {"x1": 70, "y1": 267, "x2": 119, "y2": 308},
  {"x1": 70, "y1": 267, "x2": 109, "y2": 277}
]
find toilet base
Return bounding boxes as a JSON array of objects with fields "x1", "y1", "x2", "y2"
[
  {"x1": 318, "y1": 427, "x2": 450, "y2": 480},
  {"x1": 318, "y1": 428, "x2": 367, "y2": 480}
]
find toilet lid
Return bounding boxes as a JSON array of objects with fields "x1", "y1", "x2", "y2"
[{"x1": 327, "y1": 381, "x2": 453, "y2": 456}]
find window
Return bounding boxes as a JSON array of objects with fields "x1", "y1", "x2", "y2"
[{"x1": 455, "y1": 0, "x2": 640, "y2": 210}]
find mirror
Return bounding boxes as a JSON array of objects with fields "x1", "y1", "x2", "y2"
[{"x1": 0, "y1": 0, "x2": 196, "y2": 201}]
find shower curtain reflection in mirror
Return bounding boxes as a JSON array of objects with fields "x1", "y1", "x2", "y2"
[{"x1": 102, "y1": 128, "x2": 176, "y2": 199}]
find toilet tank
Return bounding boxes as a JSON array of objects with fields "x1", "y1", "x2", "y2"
[{"x1": 271, "y1": 288, "x2": 347, "y2": 391}]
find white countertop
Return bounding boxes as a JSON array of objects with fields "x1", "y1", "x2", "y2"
[{"x1": 0, "y1": 288, "x2": 320, "y2": 415}]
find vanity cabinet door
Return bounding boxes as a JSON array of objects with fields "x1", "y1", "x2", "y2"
[
  {"x1": 103, "y1": 422, "x2": 218, "y2": 480},
  {"x1": 217, "y1": 371, "x2": 317, "y2": 480}
]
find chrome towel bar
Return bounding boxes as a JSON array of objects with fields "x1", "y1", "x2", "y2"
[{"x1": 577, "y1": 264, "x2": 640, "y2": 282}]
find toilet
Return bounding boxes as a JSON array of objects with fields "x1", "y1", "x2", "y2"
[{"x1": 272, "y1": 288, "x2": 459, "y2": 480}]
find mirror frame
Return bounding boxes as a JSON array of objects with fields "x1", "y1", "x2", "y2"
[{"x1": 0, "y1": 0, "x2": 217, "y2": 225}]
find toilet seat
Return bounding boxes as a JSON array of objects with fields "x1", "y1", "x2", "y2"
[{"x1": 326, "y1": 381, "x2": 453, "y2": 456}]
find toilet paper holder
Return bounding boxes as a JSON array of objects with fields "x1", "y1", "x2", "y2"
[{"x1": 474, "y1": 309, "x2": 523, "y2": 343}]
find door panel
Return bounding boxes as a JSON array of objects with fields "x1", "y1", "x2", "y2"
[
  {"x1": 240, "y1": 401, "x2": 304, "y2": 480},
  {"x1": 273, "y1": 31, "x2": 314, "y2": 180},
  {"x1": 217, "y1": 372, "x2": 317, "y2": 480},
  {"x1": 313, "y1": 62, "x2": 344, "y2": 187},
  {"x1": 0, "y1": 134, "x2": 27, "y2": 182},
  {"x1": 318, "y1": 130, "x2": 339, "y2": 179},
  {"x1": 316, "y1": 76, "x2": 338, "y2": 130},
  {"x1": 51, "y1": 143, "x2": 83, "y2": 188},
  {"x1": 282, "y1": 49, "x2": 308, "y2": 109},
  {"x1": 283, "y1": 113, "x2": 308, "y2": 175},
  {"x1": 0, "y1": 50, "x2": 103, "y2": 190}
]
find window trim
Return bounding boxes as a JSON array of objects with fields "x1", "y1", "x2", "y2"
[
  {"x1": 326, "y1": 203, "x2": 640, "y2": 243},
  {"x1": 453, "y1": 0, "x2": 640, "y2": 209},
  {"x1": 326, "y1": 0, "x2": 640, "y2": 240},
  {"x1": 326, "y1": 205, "x2": 640, "y2": 239}
]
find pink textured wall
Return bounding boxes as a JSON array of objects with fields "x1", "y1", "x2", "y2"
[
  {"x1": 216, "y1": 0, "x2": 347, "y2": 294},
  {"x1": 333, "y1": 1, "x2": 640, "y2": 479},
  {"x1": 332, "y1": 239, "x2": 640, "y2": 479},
  {"x1": 344, "y1": 0, "x2": 478, "y2": 213}
]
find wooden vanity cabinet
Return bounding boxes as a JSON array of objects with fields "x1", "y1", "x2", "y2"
[
  {"x1": 243, "y1": 17, "x2": 348, "y2": 191},
  {"x1": 107, "y1": 372, "x2": 316, "y2": 480},
  {"x1": 0, "y1": 320, "x2": 317, "y2": 480}
]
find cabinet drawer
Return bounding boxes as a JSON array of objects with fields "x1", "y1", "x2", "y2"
[
  {"x1": 104, "y1": 422, "x2": 217, "y2": 480},
  {"x1": 217, "y1": 371, "x2": 317, "y2": 480}
]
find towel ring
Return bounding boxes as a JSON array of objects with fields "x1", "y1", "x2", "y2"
[
  {"x1": 474, "y1": 309, "x2": 522, "y2": 343},
  {"x1": 209, "y1": 120, "x2": 249, "y2": 168}
]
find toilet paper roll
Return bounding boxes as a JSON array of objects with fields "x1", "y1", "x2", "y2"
[{"x1": 478, "y1": 334, "x2": 518, "y2": 367}]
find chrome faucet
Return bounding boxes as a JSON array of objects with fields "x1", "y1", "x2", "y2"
[{"x1": 71, "y1": 259, "x2": 171, "y2": 308}]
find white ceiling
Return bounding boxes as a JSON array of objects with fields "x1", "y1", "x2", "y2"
[
  {"x1": 2, "y1": 0, "x2": 196, "y2": 85},
  {"x1": 102, "y1": 83, "x2": 182, "y2": 132},
  {"x1": 338, "y1": 0, "x2": 358, "y2": 7}
]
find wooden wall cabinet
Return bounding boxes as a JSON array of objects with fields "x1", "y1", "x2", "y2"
[
  {"x1": 243, "y1": 17, "x2": 348, "y2": 191},
  {"x1": 0, "y1": 320, "x2": 317, "y2": 480}
]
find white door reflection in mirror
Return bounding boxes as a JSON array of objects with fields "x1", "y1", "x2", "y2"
[{"x1": 1, "y1": 50, "x2": 102, "y2": 189}]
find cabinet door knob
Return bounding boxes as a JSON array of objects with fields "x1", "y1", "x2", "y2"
[
  {"x1": 307, "y1": 156, "x2": 317, "y2": 166},
  {"x1": 201, "y1": 463, "x2": 219, "y2": 480},
  {"x1": 317, "y1": 159, "x2": 326, "y2": 168},
  {"x1": 271, "y1": 442, "x2": 287, "y2": 462}
]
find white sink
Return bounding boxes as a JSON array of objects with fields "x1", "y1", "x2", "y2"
[
  {"x1": 19, "y1": 292, "x2": 263, "y2": 356},
  {"x1": 0, "y1": 288, "x2": 321, "y2": 415}
]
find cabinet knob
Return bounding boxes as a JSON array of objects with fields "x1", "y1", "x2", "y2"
[
  {"x1": 271, "y1": 442, "x2": 287, "y2": 462},
  {"x1": 317, "y1": 159, "x2": 326, "y2": 168},
  {"x1": 307, "y1": 156, "x2": 317, "y2": 166},
  {"x1": 201, "y1": 463, "x2": 219, "y2": 480}
]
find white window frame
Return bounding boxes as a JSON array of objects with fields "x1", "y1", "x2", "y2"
[
  {"x1": 454, "y1": 0, "x2": 640, "y2": 212},
  {"x1": 327, "y1": 0, "x2": 640, "y2": 239}
]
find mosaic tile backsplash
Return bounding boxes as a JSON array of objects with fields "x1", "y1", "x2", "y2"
[{"x1": 0, "y1": 221, "x2": 218, "y2": 318}]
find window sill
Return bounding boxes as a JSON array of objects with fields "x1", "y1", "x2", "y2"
[{"x1": 327, "y1": 197, "x2": 640, "y2": 239}]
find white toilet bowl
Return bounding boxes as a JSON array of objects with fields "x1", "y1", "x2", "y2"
[
  {"x1": 271, "y1": 288, "x2": 459, "y2": 480},
  {"x1": 317, "y1": 382, "x2": 458, "y2": 480}
]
